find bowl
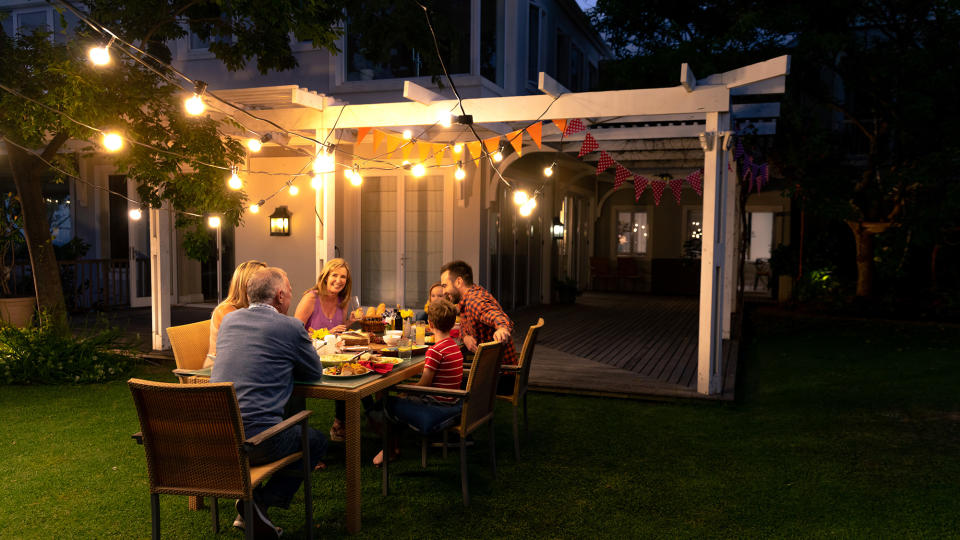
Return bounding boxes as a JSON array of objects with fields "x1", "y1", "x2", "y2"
[
  {"x1": 383, "y1": 330, "x2": 402, "y2": 346},
  {"x1": 319, "y1": 353, "x2": 355, "y2": 367}
]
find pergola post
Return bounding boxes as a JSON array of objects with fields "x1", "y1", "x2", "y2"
[
  {"x1": 697, "y1": 111, "x2": 731, "y2": 394},
  {"x1": 149, "y1": 204, "x2": 171, "y2": 350},
  {"x1": 722, "y1": 143, "x2": 737, "y2": 339}
]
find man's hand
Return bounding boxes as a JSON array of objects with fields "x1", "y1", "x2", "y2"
[
  {"x1": 463, "y1": 334, "x2": 478, "y2": 352},
  {"x1": 494, "y1": 327, "x2": 511, "y2": 344}
]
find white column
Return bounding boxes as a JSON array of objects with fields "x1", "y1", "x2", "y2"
[
  {"x1": 697, "y1": 111, "x2": 730, "y2": 395},
  {"x1": 316, "y1": 123, "x2": 336, "y2": 277},
  {"x1": 150, "y1": 204, "x2": 172, "y2": 351},
  {"x1": 722, "y1": 145, "x2": 737, "y2": 339}
]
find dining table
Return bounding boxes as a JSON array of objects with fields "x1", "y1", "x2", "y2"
[{"x1": 173, "y1": 343, "x2": 427, "y2": 534}]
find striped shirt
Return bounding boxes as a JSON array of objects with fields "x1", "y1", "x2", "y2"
[{"x1": 423, "y1": 337, "x2": 463, "y2": 403}]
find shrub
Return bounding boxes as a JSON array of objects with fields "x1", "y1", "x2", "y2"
[{"x1": 0, "y1": 313, "x2": 139, "y2": 384}]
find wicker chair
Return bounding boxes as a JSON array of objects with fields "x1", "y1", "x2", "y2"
[
  {"x1": 128, "y1": 378, "x2": 313, "y2": 540},
  {"x1": 381, "y1": 341, "x2": 503, "y2": 506},
  {"x1": 497, "y1": 318, "x2": 544, "y2": 460},
  {"x1": 166, "y1": 320, "x2": 211, "y2": 382}
]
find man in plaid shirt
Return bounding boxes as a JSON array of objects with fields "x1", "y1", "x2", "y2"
[{"x1": 440, "y1": 260, "x2": 518, "y2": 373}]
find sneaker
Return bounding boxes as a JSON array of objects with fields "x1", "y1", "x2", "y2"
[
  {"x1": 329, "y1": 423, "x2": 345, "y2": 442},
  {"x1": 235, "y1": 499, "x2": 281, "y2": 539}
]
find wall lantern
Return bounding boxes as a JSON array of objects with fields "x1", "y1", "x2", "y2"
[
  {"x1": 552, "y1": 217, "x2": 565, "y2": 240},
  {"x1": 269, "y1": 206, "x2": 291, "y2": 236}
]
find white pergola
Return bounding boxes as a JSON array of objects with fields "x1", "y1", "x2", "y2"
[{"x1": 149, "y1": 55, "x2": 789, "y2": 395}]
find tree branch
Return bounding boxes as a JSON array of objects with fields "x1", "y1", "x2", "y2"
[
  {"x1": 38, "y1": 131, "x2": 71, "y2": 168},
  {"x1": 140, "y1": 0, "x2": 201, "y2": 48}
]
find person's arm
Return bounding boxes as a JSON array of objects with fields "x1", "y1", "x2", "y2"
[
  {"x1": 290, "y1": 321, "x2": 323, "y2": 380},
  {"x1": 293, "y1": 291, "x2": 316, "y2": 327},
  {"x1": 472, "y1": 291, "x2": 514, "y2": 344},
  {"x1": 416, "y1": 366, "x2": 436, "y2": 387}
]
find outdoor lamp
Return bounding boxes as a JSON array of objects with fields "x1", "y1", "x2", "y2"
[
  {"x1": 269, "y1": 205, "x2": 291, "y2": 236},
  {"x1": 552, "y1": 217, "x2": 565, "y2": 239}
]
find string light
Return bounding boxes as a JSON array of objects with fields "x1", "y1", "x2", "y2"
[
  {"x1": 185, "y1": 81, "x2": 208, "y2": 116},
  {"x1": 437, "y1": 110, "x2": 452, "y2": 128},
  {"x1": 88, "y1": 37, "x2": 114, "y2": 66},
  {"x1": 288, "y1": 183, "x2": 299, "y2": 196},
  {"x1": 349, "y1": 164, "x2": 363, "y2": 186},
  {"x1": 519, "y1": 197, "x2": 537, "y2": 217},
  {"x1": 246, "y1": 138, "x2": 262, "y2": 152},
  {"x1": 207, "y1": 215, "x2": 221, "y2": 228},
  {"x1": 453, "y1": 143, "x2": 463, "y2": 154},
  {"x1": 311, "y1": 174, "x2": 323, "y2": 190},
  {"x1": 227, "y1": 167, "x2": 243, "y2": 190},
  {"x1": 455, "y1": 161, "x2": 465, "y2": 180},
  {"x1": 313, "y1": 150, "x2": 335, "y2": 173},
  {"x1": 411, "y1": 163, "x2": 426, "y2": 177},
  {"x1": 543, "y1": 162, "x2": 555, "y2": 177},
  {"x1": 249, "y1": 203, "x2": 260, "y2": 214},
  {"x1": 102, "y1": 131, "x2": 124, "y2": 152},
  {"x1": 492, "y1": 147, "x2": 503, "y2": 162},
  {"x1": 128, "y1": 208, "x2": 142, "y2": 221},
  {"x1": 513, "y1": 190, "x2": 529, "y2": 206},
  {"x1": 402, "y1": 129, "x2": 412, "y2": 140}
]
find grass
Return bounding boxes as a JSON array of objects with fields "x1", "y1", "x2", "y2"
[{"x1": 1, "y1": 307, "x2": 959, "y2": 538}]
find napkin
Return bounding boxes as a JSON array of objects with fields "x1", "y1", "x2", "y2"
[{"x1": 359, "y1": 360, "x2": 394, "y2": 374}]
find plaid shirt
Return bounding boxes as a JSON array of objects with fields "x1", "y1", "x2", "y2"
[{"x1": 459, "y1": 285, "x2": 518, "y2": 365}]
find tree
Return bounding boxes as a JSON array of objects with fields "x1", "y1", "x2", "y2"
[{"x1": 0, "y1": 1, "x2": 347, "y2": 330}]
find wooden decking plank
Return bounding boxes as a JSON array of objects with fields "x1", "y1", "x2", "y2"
[
  {"x1": 627, "y1": 300, "x2": 693, "y2": 375},
  {"x1": 610, "y1": 299, "x2": 674, "y2": 369}
]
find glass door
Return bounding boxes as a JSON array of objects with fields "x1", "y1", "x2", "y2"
[
  {"x1": 127, "y1": 178, "x2": 151, "y2": 307},
  {"x1": 360, "y1": 176, "x2": 399, "y2": 305},
  {"x1": 403, "y1": 175, "x2": 443, "y2": 307}
]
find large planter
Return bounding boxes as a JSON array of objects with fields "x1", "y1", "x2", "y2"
[{"x1": 0, "y1": 297, "x2": 35, "y2": 327}]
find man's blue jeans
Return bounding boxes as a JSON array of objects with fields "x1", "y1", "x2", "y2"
[{"x1": 246, "y1": 425, "x2": 327, "y2": 509}]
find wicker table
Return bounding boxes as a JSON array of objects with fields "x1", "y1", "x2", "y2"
[{"x1": 174, "y1": 352, "x2": 425, "y2": 534}]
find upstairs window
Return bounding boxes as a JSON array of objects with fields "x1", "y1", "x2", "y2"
[
  {"x1": 527, "y1": 3, "x2": 544, "y2": 87},
  {"x1": 13, "y1": 8, "x2": 53, "y2": 37}
]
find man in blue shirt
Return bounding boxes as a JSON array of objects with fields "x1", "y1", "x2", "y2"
[{"x1": 212, "y1": 266, "x2": 326, "y2": 538}]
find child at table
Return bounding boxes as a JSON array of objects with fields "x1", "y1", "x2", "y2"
[{"x1": 373, "y1": 298, "x2": 463, "y2": 466}]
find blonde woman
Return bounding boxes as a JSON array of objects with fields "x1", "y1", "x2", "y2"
[
  {"x1": 294, "y1": 258, "x2": 357, "y2": 333},
  {"x1": 204, "y1": 259, "x2": 267, "y2": 367}
]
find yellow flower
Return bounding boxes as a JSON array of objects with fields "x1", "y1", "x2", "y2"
[
  {"x1": 399, "y1": 309, "x2": 413, "y2": 319},
  {"x1": 311, "y1": 328, "x2": 330, "y2": 340}
]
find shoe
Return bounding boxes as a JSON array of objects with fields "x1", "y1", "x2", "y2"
[
  {"x1": 235, "y1": 499, "x2": 281, "y2": 539},
  {"x1": 329, "y1": 422, "x2": 345, "y2": 442},
  {"x1": 233, "y1": 513, "x2": 244, "y2": 529}
]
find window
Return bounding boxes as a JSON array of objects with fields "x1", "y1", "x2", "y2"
[
  {"x1": 189, "y1": 31, "x2": 211, "y2": 51},
  {"x1": 13, "y1": 8, "x2": 52, "y2": 37},
  {"x1": 527, "y1": 3, "x2": 543, "y2": 87},
  {"x1": 555, "y1": 31, "x2": 570, "y2": 86},
  {"x1": 480, "y1": 0, "x2": 505, "y2": 86},
  {"x1": 617, "y1": 211, "x2": 648, "y2": 255},
  {"x1": 683, "y1": 208, "x2": 703, "y2": 258},
  {"x1": 569, "y1": 44, "x2": 583, "y2": 91}
]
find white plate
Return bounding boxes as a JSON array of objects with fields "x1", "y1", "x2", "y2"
[{"x1": 342, "y1": 345, "x2": 370, "y2": 352}]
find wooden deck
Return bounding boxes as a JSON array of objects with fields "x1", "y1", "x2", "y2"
[{"x1": 509, "y1": 293, "x2": 737, "y2": 401}]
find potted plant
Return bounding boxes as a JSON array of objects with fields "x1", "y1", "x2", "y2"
[{"x1": 0, "y1": 194, "x2": 34, "y2": 327}]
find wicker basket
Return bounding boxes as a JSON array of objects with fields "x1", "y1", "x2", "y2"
[{"x1": 361, "y1": 317, "x2": 386, "y2": 334}]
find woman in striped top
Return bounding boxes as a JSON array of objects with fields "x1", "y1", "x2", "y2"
[{"x1": 373, "y1": 298, "x2": 463, "y2": 466}]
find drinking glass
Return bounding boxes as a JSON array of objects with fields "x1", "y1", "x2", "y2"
[
  {"x1": 415, "y1": 321, "x2": 426, "y2": 346},
  {"x1": 397, "y1": 337, "x2": 413, "y2": 360},
  {"x1": 347, "y1": 296, "x2": 360, "y2": 321}
]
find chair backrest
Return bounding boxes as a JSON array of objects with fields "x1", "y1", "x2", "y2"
[
  {"x1": 511, "y1": 318, "x2": 544, "y2": 401},
  {"x1": 166, "y1": 320, "x2": 211, "y2": 370},
  {"x1": 127, "y1": 378, "x2": 251, "y2": 499},
  {"x1": 459, "y1": 341, "x2": 503, "y2": 435}
]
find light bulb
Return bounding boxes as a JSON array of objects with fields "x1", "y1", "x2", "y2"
[
  {"x1": 402, "y1": 129, "x2": 412, "y2": 140},
  {"x1": 227, "y1": 171, "x2": 242, "y2": 190},
  {"x1": 288, "y1": 184, "x2": 299, "y2": 196},
  {"x1": 102, "y1": 131, "x2": 123, "y2": 152},
  {"x1": 128, "y1": 208, "x2": 142, "y2": 221},
  {"x1": 344, "y1": 167, "x2": 355, "y2": 181},
  {"x1": 207, "y1": 215, "x2": 221, "y2": 228},
  {"x1": 455, "y1": 163, "x2": 465, "y2": 180},
  {"x1": 88, "y1": 44, "x2": 111, "y2": 66},
  {"x1": 246, "y1": 138, "x2": 262, "y2": 152},
  {"x1": 411, "y1": 163, "x2": 426, "y2": 177},
  {"x1": 543, "y1": 164, "x2": 554, "y2": 177},
  {"x1": 185, "y1": 94, "x2": 205, "y2": 116},
  {"x1": 249, "y1": 204, "x2": 260, "y2": 214},
  {"x1": 513, "y1": 190, "x2": 529, "y2": 206},
  {"x1": 519, "y1": 198, "x2": 536, "y2": 217},
  {"x1": 493, "y1": 150, "x2": 503, "y2": 162},
  {"x1": 437, "y1": 110, "x2": 452, "y2": 128},
  {"x1": 453, "y1": 143, "x2": 463, "y2": 154},
  {"x1": 313, "y1": 152, "x2": 334, "y2": 173},
  {"x1": 349, "y1": 168, "x2": 363, "y2": 186},
  {"x1": 311, "y1": 174, "x2": 323, "y2": 190}
]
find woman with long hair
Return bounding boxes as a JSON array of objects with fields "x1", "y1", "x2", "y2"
[
  {"x1": 205, "y1": 259, "x2": 267, "y2": 367},
  {"x1": 294, "y1": 257, "x2": 355, "y2": 333}
]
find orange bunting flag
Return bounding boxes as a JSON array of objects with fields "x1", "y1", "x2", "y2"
[
  {"x1": 386, "y1": 134, "x2": 401, "y2": 156},
  {"x1": 526, "y1": 122, "x2": 542, "y2": 149},
  {"x1": 483, "y1": 136, "x2": 501, "y2": 154},
  {"x1": 372, "y1": 129, "x2": 384, "y2": 152},
  {"x1": 507, "y1": 129, "x2": 524, "y2": 157},
  {"x1": 356, "y1": 127, "x2": 371, "y2": 145},
  {"x1": 401, "y1": 141, "x2": 413, "y2": 160},
  {"x1": 466, "y1": 141, "x2": 483, "y2": 165},
  {"x1": 552, "y1": 119, "x2": 568, "y2": 134},
  {"x1": 432, "y1": 142, "x2": 447, "y2": 161},
  {"x1": 417, "y1": 141, "x2": 431, "y2": 162}
]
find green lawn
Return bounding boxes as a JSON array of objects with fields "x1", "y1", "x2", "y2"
[{"x1": 1, "y1": 308, "x2": 959, "y2": 538}]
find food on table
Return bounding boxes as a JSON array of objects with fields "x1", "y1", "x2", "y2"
[
  {"x1": 318, "y1": 353, "x2": 355, "y2": 367},
  {"x1": 323, "y1": 362, "x2": 369, "y2": 376},
  {"x1": 376, "y1": 303, "x2": 386, "y2": 316},
  {"x1": 340, "y1": 331, "x2": 370, "y2": 347},
  {"x1": 425, "y1": 334, "x2": 435, "y2": 344},
  {"x1": 351, "y1": 308, "x2": 363, "y2": 320},
  {"x1": 365, "y1": 306, "x2": 377, "y2": 317}
]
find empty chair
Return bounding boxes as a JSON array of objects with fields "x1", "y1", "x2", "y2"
[
  {"x1": 166, "y1": 320, "x2": 211, "y2": 381},
  {"x1": 127, "y1": 378, "x2": 313, "y2": 540},
  {"x1": 497, "y1": 318, "x2": 544, "y2": 460}
]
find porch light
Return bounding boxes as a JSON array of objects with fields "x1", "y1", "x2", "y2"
[
  {"x1": 269, "y1": 206, "x2": 291, "y2": 236},
  {"x1": 551, "y1": 217, "x2": 565, "y2": 239}
]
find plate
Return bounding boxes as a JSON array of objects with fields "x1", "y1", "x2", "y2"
[
  {"x1": 342, "y1": 345, "x2": 370, "y2": 352},
  {"x1": 323, "y1": 367, "x2": 372, "y2": 378}
]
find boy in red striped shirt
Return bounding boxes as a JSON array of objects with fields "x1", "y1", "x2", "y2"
[{"x1": 373, "y1": 298, "x2": 463, "y2": 466}]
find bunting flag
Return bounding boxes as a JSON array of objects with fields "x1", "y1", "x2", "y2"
[
  {"x1": 432, "y1": 142, "x2": 447, "y2": 161},
  {"x1": 466, "y1": 140, "x2": 483, "y2": 166},
  {"x1": 564, "y1": 118, "x2": 585, "y2": 135},
  {"x1": 614, "y1": 164, "x2": 631, "y2": 189},
  {"x1": 633, "y1": 175, "x2": 648, "y2": 201},
  {"x1": 416, "y1": 141, "x2": 431, "y2": 162},
  {"x1": 482, "y1": 136, "x2": 500, "y2": 155},
  {"x1": 757, "y1": 163, "x2": 768, "y2": 189},
  {"x1": 386, "y1": 134, "x2": 401, "y2": 156},
  {"x1": 578, "y1": 132, "x2": 598, "y2": 157},
  {"x1": 596, "y1": 151, "x2": 614, "y2": 175},
  {"x1": 734, "y1": 139, "x2": 745, "y2": 160},
  {"x1": 372, "y1": 129, "x2": 384, "y2": 153},
  {"x1": 668, "y1": 179, "x2": 684, "y2": 205},
  {"x1": 650, "y1": 180, "x2": 666, "y2": 206},
  {"x1": 507, "y1": 129, "x2": 524, "y2": 156},
  {"x1": 356, "y1": 127, "x2": 371, "y2": 145},
  {"x1": 687, "y1": 170, "x2": 703, "y2": 196},
  {"x1": 401, "y1": 141, "x2": 413, "y2": 160},
  {"x1": 744, "y1": 164, "x2": 754, "y2": 192},
  {"x1": 526, "y1": 122, "x2": 542, "y2": 149},
  {"x1": 552, "y1": 119, "x2": 568, "y2": 134}
]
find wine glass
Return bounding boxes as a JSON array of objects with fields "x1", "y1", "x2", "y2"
[{"x1": 347, "y1": 296, "x2": 361, "y2": 321}]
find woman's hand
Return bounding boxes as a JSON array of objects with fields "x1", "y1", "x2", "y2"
[{"x1": 330, "y1": 324, "x2": 347, "y2": 333}]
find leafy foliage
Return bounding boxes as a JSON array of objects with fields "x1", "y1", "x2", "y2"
[{"x1": 0, "y1": 313, "x2": 139, "y2": 384}]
